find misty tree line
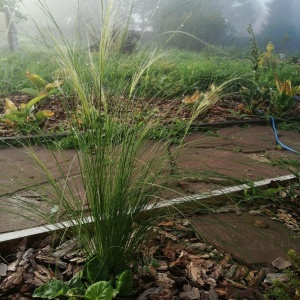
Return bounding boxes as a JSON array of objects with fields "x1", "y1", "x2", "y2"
[
  {"x1": 3, "y1": 0, "x2": 300, "y2": 53},
  {"x1": 127, "y1": 0, "x2": 300, "y2": 53},
  {"x1": 260, "y1": 0, "x2": 300, "y2": 52}
]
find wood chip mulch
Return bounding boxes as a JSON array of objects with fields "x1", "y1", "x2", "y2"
[
  {"x1": 1, "y1": 93, "x2": 300, "y2": 138},
  {"x1": 1, "y1": 204, "x2": 299, "y2": 300}
]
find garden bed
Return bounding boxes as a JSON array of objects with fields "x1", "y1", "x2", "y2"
[
  {"x1": 0, "y1": 174, "x2": 300, "y2": 299},
  {"x1": 1, "y1": 92, "x2": 300, "y2": 140},
  {"x1": 1, "y1": 91, "x2": 300, "y2": 299}
]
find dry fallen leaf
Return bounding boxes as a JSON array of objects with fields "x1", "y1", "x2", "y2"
[
  {"x1": 182, "y1": 90, "x2": 201, "y2": 105},
  {"x1": 252, "y1": 220, "x2": 269, "y2": 228},
  {"x1": 179, "y1": 285, "x2": 200, "y2": 300},
  {"x1": 155, "y1": 272, "x2": 175, "y2": 288}
]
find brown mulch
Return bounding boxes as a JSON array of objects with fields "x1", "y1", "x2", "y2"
[
  {"x1": 1, "y1": 93, "x2": 300, "y2": 138},
  {"x1": 1, "y1": 192, "x2": 300, "y2": 299}
]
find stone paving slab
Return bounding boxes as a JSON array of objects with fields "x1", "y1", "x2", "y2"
[
  {"x1": 0, "y1": 147, "x2": 79, "y2": 196},
  {"x1": 190, "y1": 212, "x2": 300, "y2": 265},
  {"x1": 186, "y1": 125, "x2": 300, "y2": 154},
  {"x1": 175, "y1": 147, "x2": 292, "y2": 180},
  {"x1": 217, "y1": 125, "x2": 276, "y2": 152},
  {"x1": 1, "y1": 123, "x2": 300, "y2": 268},
  {"x1": 185, "y1": 125, "x2": 276, "y2": 152}
]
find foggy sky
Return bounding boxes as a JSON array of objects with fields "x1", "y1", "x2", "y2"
[{"x1": 17, "y1": 0, "x2": 269, "y2": 33}]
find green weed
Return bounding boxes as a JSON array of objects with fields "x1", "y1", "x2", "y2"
[
  {"x1": 279, "y1": 121, "x2": 300, "y2": 134},
  {"x1": 267, "y1": 249, "x2": 300, "y2": 300}
]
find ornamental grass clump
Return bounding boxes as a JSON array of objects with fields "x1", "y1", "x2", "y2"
[
  {"x1": 6, "y1": 0, "x2": 240, "y2": 297},
  {"x1": 23, "y1": 0, "x2": 175, "y2": 274}
]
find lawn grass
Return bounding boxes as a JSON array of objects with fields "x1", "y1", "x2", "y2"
[{"x1": 2, "y1": 49, "x2": 300, "y2": 99}]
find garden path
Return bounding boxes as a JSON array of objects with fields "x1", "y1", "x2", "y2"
[{"x1": 1, "y1": 124, "x2": 300, "y2": 264}]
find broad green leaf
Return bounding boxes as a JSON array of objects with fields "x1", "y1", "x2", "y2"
[
  {"x1": 85, "y1": 281, "x2": 115, "y2": 300},
  {"x1": 82, "y1": 255, "x2": 108, "y2": 283},
  {"x1": 150, "y1": 259, "x2": 161, "y2": 268},
  {"x1": 67, "y1": 272, "x2": 84, "y2": 288},
  {"x1": 5, "y1": 98, "x2": 17, "y2": 111},
  {"x1": 3, "y1": 113, "x2": 21, "y2": 121},
  {"x1": 26, "y1": 92, "x2": 48, "y2": 110},
  {"x1": 26, "y1": 71, "x2": 47, "y2": 89},
  {"x1": 115, "y1": 270, "x2": 133, "y2": 296},
  {"x1": 33, "y1": 280, "x2": 69, "y2": 299},
  {"x1": 66, "y1": 287, "x2": 86, "y2": 297},
  {"x1": 65, "y1": 273, "x2": 86, "y2": 296},
  {"x1": 36, "y1": 110, "x2": 54, "y2": 121},
  {"x1": 19, "y1": 88, "x2": 39, "y2": 97},
  {"x1": 45, "y1": 80, "x2": 64, "y2": 92},
  {"x1": 48, "y1": 88, "x2": 59, "y2": 96},
  {"x1": 293, "y1": 86, "x2": 300, "y2": 94}
]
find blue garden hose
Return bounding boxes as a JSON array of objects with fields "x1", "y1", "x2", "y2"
[
  {"x1": 258, "y1": 109, "x2": 300, "y2": 155},
  {"x1": 271, "y1": 117, "x2": 300, "y2": 155}
]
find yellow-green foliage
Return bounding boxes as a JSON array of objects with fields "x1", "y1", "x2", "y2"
[{"x1": 0, "y1": 72, "x2": 63, "y2": 130}]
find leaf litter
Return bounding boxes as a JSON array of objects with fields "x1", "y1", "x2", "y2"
[{"x1": 1, "y1": 201, "x2": 300, "y2": 300}]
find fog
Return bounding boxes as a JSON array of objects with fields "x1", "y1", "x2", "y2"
[
  {"x1": 17, "y1": 0, "x2": 266, "y2": 33},
  {"x1": 9, "y1": 0, "x2": 300, "y2": 53}
]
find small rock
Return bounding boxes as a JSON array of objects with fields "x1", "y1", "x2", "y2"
[
  {"x1": 272, "y1": 257, "x2": 292, "y2": 270},
  {"x1": 137, "y1": 287, "x2": 172, "y2": 300},
  {"x1": 0, "y1": 263, "x2": 7, "y2": 277},
  {"x1": 264, "y1": 273, "x2": 287, "y2": 284}
]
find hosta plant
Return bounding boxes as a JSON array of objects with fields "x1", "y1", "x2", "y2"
[
  {"x1": 271, "y1": 75, "x2": 300, "y2": 116},
  {"x1": 33, "y1": 255, "x2": 133, "y2": 300},
  {"x1": 21, "y1": 71, "x2": 63, "y2": 97},
  {"x1": 2, "y1": 95, "x2": 52, "y2": 125},
  {"x1": 0, "y1": 72, "x2": 63, "y2": 131}
]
